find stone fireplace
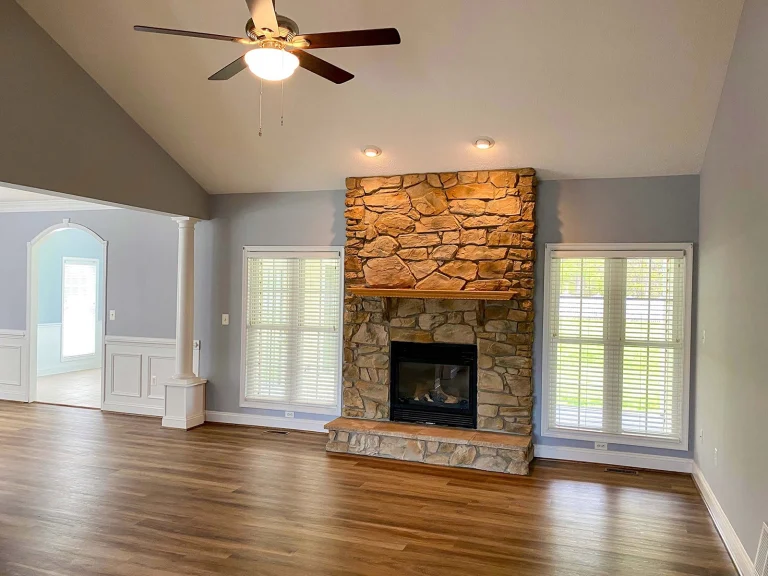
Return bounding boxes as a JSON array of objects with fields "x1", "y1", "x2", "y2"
[{"x1": 326, "y1": 169, "x2": 536, "y2": 475}]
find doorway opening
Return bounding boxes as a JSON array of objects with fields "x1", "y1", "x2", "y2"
[{"x1": 28, "y1": 221, "x2": 107, "y2": 409}]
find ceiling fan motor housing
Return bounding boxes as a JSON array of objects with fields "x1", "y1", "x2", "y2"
[{"x1": 246, "y1": 15, "x2": 299, "y2": 41}]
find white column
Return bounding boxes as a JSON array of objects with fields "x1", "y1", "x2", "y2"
[{"x1": 163, "y1": 217, "x2": 206, "y2": 429}]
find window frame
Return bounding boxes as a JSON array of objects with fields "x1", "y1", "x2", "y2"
[
  {"x1": 541, "y1": 243, "x2": 693, "y2": 451},
  {"x1": 238, "y1": 245, "x2": 344, "y2": 415},
  {"x1": 60, "y1": 256, "x2": 99, "y2": 362}
]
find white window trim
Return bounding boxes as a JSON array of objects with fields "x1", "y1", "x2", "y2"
[
  {"x1": 541, "y1": 242, "x2": 693, "y2": 451},
  {"x1": 238, "y1": 245, "x2": 344, "y2": 415},
  {"x1": 60, "y1": 256, "x2": 99, "y2": 363}
]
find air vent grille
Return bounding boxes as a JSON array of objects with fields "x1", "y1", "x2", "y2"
[
  {"x1": 756, "y1": 523, "x2": 768, "y2": 576},
  {"x1": 605, "y1": 467, "x2": 639, "y2": 475},
  {"x1": 264, "y1": 429, "x2": 289, "y2": 435},
  {"x1": 391, "y1": 407, "x2": 475, "y2": 429}
]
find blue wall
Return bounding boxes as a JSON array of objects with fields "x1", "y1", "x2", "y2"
[{"x1": 37, "y1": 228, "x2": 103, "y2": 324}]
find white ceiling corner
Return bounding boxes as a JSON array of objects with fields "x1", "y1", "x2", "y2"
[{"x1": 17, "y1": 0, "x2": 744, "y2": 194}]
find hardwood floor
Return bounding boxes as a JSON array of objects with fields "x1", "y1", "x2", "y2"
[{"x1": 0, "y1": 402, "x2": 735, "y2": 576}]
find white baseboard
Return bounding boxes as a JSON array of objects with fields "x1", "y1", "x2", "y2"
[
  {"x1": 692, "y1": 462, "x2": 757, "y2": 576},
  {"x1": 0, "y1": 390, "x2": 28, "y2": 402},
  {"x1": 162, "y1": 412, "x2": 205, "y2": 430},
  {"x1": 534, "y1": 444, "x2": 693, "y2": 473},
  {"x1": 205, "y1": 410, "x2": 329, "y2": 433},
  {"x1": 102, "y1": 401, "x2": 163, "y2": 417}
]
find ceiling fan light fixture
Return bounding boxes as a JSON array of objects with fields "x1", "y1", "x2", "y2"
[
  {"x1": 362, "y1": 146, "x2": 382, "y2": 158},
  {"x1": 473, "y1": 137, "x2": 495, "y2": 150},
  {"x1": 244, "y1": 47, "x2": 299, "y2": 81}
]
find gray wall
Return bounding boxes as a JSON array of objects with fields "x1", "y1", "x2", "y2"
[
  {"x1": 695, "y1": 0, "x2": 768, "y2": 557},
  {"x1": 195, "y1": 191, "x2": 346, "y2": 420},
  {"x1": 0, "y1": 210, "x2": 179, "y2": 339},
  {"x1": 534, "y1": 176, "x2": 700, "y2": 458},
  {"x1": 196, "y1": 178, "x2": 700, "y2": 437},
  {"x1": 0, "y1": 1, "x2": 209, "y2": 219}
]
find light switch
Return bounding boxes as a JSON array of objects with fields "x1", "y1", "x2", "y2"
[
  {"x1": 109, "y1": 310, "x2": 116, "y2": 321},
  {"x1": 222, "y1": 314, "x2": 230, "y2": 326}
]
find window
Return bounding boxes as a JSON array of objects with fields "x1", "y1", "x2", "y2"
[
  {"x1": 61, "y1": 257, "x2": 98, "y2": 359},
  {"x1": 240, "y1": 247, "x2": 343, "y2": 414},
  {"x1": 542, "y1": 244, "x2": 692, "y2": 450}
]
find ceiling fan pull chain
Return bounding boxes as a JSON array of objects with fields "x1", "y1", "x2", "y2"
[
  {"x1": 281, "y1": 79, "x2": 285, "y2": 127},
  {"x1": 258, "y1": 78, "x2": 263, "y2": 137}
]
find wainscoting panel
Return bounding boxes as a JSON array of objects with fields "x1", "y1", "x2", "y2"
[
  {"x1": 0, "y1": 330, "x2": 29, "y2": 402},
  {"x1": 103, "y1": 337, "x2": 200, "y2": 416},
  {"x1": 110, "y1": 354, "x2": 142, "y2": 398}
]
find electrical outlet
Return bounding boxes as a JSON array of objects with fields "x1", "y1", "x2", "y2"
[
  {"x1": 285, "y1": 411, "x2": 295, "y2": 418},
  {"x1": 109, "y1": 310, "x2": 116, "y2": 321},
  {"x1": 595, "y1": 441, "x2": 608, "y2": 451},
  {"x1": 714, "y1": 447, "x2": 718, "y2": 466},
  {"x1": 221, "y1": 313, "x2": 229, "y2": 326},
  {"x1": 151, "y1": 375, "x2": 157, "y2": 387}
]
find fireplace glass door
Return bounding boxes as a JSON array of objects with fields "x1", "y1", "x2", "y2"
[{"x1": 390, "y1": 341, "x2": 477, "y2": 429}]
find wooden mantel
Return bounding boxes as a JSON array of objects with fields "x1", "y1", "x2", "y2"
[
  {"x1": 347, "y1": 287, "x2": 517, "y2": 322},
  {"x1": 347, "y1": 287, "x2": 515, "y2": 301}
]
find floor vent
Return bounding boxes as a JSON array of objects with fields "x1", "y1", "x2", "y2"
[
  {"x1": 264, "y1": 429, "x2": 289, "y2": 435},
  {"x1": 605, "y1": 467, "x2": 639, "y2": 475},
  {"x1": 756, "y1": 523, "x2": 768, "y2": 576}
]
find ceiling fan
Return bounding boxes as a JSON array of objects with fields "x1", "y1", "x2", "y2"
[{"x1": 134, "y1": 0, "x2": 401, "y2": 84}]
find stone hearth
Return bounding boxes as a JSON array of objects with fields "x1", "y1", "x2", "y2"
[
  {"x1": 335, "y1": 168, "x2": 537, "y2": 475},
  {"x1": 325, "y1": 418, "x2": 533, "y2": 475}
]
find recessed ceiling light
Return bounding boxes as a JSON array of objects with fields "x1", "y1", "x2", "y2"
[
  {"x1": 473, "y1": 137, "x2": 495, "y2": 150},
  {"x1": 362, "y1": 146, "x2": 382, "y2": 158}
]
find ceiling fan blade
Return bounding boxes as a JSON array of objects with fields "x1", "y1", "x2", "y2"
[
  {"x1": 134, "y1": 25, "x2": 253, "y2": 45},
  {"x1": 297, "y1": 28, "x2": 401, "y2": 49},
  {"x1": 293, "y1": 50, "x2": 354, "y2": 84},
  {"x1": 209, "y1": 55, "x2": 248, "y2": 81},
  {"x1": 245, "y1": 0, "x2": 278, "y2": 33}
]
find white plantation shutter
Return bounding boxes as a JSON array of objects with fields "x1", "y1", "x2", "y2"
[
  {"x1": 61, "y1": 258, "x2": 98, "y2": 358},
  {"x1": 242, "y1": 250, "x2": 341, "y2": 410},
  {"x1": 545, "y1": 246, "x2": 690, "y2": 446}
]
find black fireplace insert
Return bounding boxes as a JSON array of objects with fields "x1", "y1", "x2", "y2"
[{"x1": 390, "y1": 340, "x2": 477, "y2": 429}]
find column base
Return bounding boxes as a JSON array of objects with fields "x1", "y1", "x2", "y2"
[{"x1": 163, "y1": 376, "x2": 207, "y2": 430}]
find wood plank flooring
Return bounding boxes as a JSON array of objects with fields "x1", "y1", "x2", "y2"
[{"x1": 0, "y1": 402, "x2": 736, "y2": 576}]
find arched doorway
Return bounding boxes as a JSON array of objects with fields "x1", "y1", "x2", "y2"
[{"x1": 26, "y1": 219, "x2": 107, "y2": 408}]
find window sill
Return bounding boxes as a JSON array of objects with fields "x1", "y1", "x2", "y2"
[
  {"x1": 542, "y1": 427, "x2": 688, "y2": 451},
  {"x1": 239, "y1": 398, "x2": 339, "y2": 416}
]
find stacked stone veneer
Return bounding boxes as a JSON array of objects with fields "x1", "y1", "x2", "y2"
[
  {"x1": 342, "y1": 169, "x2": 537, "y2": 437},
  {"x1": 326, "y1": 423, "x2": 533, "y2": 475}
]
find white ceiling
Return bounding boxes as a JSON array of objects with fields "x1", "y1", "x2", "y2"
[{"x1": 17, "y1": 0, "x2": 743, "y2": 194}]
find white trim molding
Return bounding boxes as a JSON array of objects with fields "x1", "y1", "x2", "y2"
[
  {"x1": 541, "y1": 242, "x2": 694, "y2": 452},
  {"x1": 534, "y1": 444, "x2": 693, "y2": 473},
  {"x1": 205, "y1": 411, "x2": 329, "y2": 433},
  {"x1": 692, "y1": 463, "x2": 758, "y2": 576},
  {"x1": 0, "y1": 199, "x2": 118, "y2": 213}
]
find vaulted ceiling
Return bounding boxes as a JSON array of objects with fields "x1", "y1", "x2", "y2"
[{"x1": 17, "y1": 0, "x2": 743, "y2": 194}]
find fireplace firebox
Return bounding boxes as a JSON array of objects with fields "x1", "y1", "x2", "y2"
[{"x1": 390, "y1": 341, "x2": 477, "y2": 429}]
